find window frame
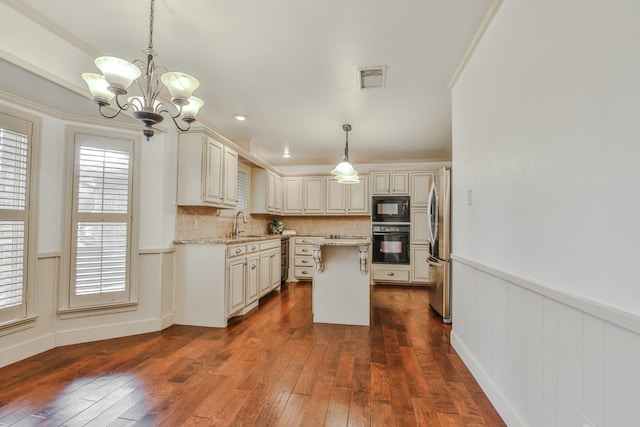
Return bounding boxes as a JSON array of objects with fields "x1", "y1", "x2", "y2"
[
  {"x1": 0, "y1": 106, "x2": 40, "y2": 330},
  {"x1": 59, "y1": 126, "x2": 140, "y2": 316}
]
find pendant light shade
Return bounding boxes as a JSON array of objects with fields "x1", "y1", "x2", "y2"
[{"x1": 331, "y1": 124, "x2": 359, "y2": 184}]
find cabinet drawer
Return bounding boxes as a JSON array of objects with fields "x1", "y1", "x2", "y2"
[
  {"x1": 294, "y1": 267, "x2": 313, "y2": 279},
  {"x1": 294, "y1": 237, "x2": 315, "y2": 245},
  {"x1": 372, "y1": 267, "x2": 410, "y2": 283},
  {"x1": 260, "y1": 240, "x2": 280, "y2": 251},
  {"x1": 294, "y1": 256, "x2": 313, "y2": 267},
  {"x1": 227, "y1": 244, "x2": 246, "y2": 258},
  {"x1": 294, "y1": 245, "x2": 313, "y2": 256}
]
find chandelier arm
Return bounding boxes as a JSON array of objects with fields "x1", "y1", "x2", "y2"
[
  {"x1": 98, "y1": 104, "x2": 123, "y2": 119},
  {"x1": 156, "y1": 105, "x2": 189, "y2": 131}
]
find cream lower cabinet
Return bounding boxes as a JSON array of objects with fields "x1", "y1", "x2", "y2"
[
  {"x1": 411, "y1": 246, "x2": 430, "y2": 283},
  {"x1": 175, "y1": 240, "x2": 281, "y2": 328},
  {"x1": 293, "y1": 237, "x2": 314, "y2": 280}
]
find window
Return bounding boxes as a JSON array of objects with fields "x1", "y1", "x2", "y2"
[
  {"x1": 62, "y1": 129, "x2": 138, "y2": 312},
  {"x1": 237, "y1": 168, "x2": 249, "y2": 212},
  {"x1": 0, "y1": 109, "x2": 38, "y2": 325}
]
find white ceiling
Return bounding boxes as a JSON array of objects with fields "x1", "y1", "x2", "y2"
[{"x1": 4, "y1": 0, "x2": 492, "y2": 166}]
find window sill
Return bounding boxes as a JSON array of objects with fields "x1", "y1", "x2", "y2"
[
  {"x1": 0, "y1": 316, "x2": 38, "y2": 337},
  {"x1": 58, "y1": 302, "x2": 138, "y2": 319}
]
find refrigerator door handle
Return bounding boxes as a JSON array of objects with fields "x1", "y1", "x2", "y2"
[{"x1": 427, "y1": 256, "x2": 442, "y2": 267}]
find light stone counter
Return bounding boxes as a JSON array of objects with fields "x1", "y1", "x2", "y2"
[{"x1": 311, "y1": 237, "x2": 371, "y2": 326}]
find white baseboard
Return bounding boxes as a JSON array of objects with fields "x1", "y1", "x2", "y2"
[
  {"x1": 54, "y1": 318, "x2": 164, "y2": 347},
  {"x1": 451, "y1": 330, "x2": 526, "y2": 427},
  {"x1": 0, "y1": 333, "x2": 56, "y2": 368},
  {"x1": 160, "y1": 312, "x2": 175, "y2": 330}
]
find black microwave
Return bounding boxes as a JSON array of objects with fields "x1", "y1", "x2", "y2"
[{"x1": 371, "y1": 196, "x2": 410, "y2": 222}]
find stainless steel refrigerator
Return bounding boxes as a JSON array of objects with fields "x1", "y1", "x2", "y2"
[{"x1": 427, "y1": 167, "x2": 451, "y2": 323}]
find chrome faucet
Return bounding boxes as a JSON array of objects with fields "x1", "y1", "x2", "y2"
[{"x1": 234, "y1": 211, "x2": 247, "y2": 238}]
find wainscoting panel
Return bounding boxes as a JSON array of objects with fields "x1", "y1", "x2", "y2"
[{"x1": 451, "y1": 255, "x2": 640, "y2": 427}]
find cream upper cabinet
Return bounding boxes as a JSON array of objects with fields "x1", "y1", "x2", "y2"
[
  {"x1": 411, "y1": 172, "x2": 434, "y2": 207},
  {"x1": 283, "y1": 177, "x2": 324, "y2": 214},
  {"x1": 284, "y1": 177, "x2": 304, "y2": 213},
  {"x1": 250, "y1": 168, "x2": 283, "y2": 214},
  {"x1": 347, "y1": 176, "x2": 369, "y2": 214},
  {"x1": 371, "y1": 172, "x2": 409, "y2": 195},
  {"x1": 326, "y1": 176, "x2": 370, "y2": 215},
  {"x1": 177, "y1": 131, "x2": 238, "y2": 208},
  {"x1": 304, "y1": 177, "x2": 324, "y2": 214}
]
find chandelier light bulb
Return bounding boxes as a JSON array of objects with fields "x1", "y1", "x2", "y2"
[{"x1": 181, "y1": 96, "x2": 205, "y2": 122}]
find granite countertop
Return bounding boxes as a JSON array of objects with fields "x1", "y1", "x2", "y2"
[
  {"x1": 174, "y1": 235, "x2": 287, "y2": 245},
  {"x1": 312, "y1": 236, "x2": 371, "y2": 246}
]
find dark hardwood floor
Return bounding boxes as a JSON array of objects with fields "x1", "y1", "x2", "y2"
[{"x1": 0, "y1": 282, "x2": 504, "y2": 426}]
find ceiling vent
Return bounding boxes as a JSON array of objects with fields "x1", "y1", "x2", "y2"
[{"x1": 358, "y1": 66, "x2": 387, "y2": 89}]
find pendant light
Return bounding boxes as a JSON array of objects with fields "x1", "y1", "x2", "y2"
[
  {"x1": 82, "y1": 0, "x2": 204, "y2": 140},
  {"x1": 331, "y1": 124, "x2": 360, "y2": 184}
]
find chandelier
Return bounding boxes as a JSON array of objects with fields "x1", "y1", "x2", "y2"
[
  {"x1": 81, "y1": 0, "x2": 203, "y2": 140},
  {"x1": 331, "y1": 124, "x2": 360, "y2": 184}
]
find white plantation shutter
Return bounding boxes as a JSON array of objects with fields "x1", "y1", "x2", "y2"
[
  {"x1": 0, "y1": 115, "x2": 32, "y2": 323},
  {"x1": 70, "y1": 135, "x2": 133, "y2": 306},
  {"x1": 237, "y1": 170, "x2": 248, "y2": 212}
]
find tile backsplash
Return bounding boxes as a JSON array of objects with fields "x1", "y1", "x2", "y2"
[{"x1": 175, "y1": 207, "x2": 371, "y2": 240}]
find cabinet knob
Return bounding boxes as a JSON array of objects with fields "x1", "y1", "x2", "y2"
[
  {"x1": 301, "y1": 259, "x2": 308, "y2": 264},
  {"x1": 235, "y1": 248, "x2": 242, "y2": 254},
  {"x1": 387, "y1": 272, "x2": 395, "y2": 276},
  {"x1": 251, "y1": 245, "x2": 256, "y2": 250},
  {"x1": 251, "y1": 264, "x2": 256, "y2": 270},
  {"x1": 302, "y1": 271, "x2": 308, "y2": 275},
  {"x1": 302, "y1": 249, "x2": 309, "y2": 253}
]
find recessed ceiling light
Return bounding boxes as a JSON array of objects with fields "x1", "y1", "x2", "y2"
[
  {"x1": 233, "y1": 114, "x2": 249, "y2": 121},
  {"x1": 283, "y1": 152, "x2": 291, "y2": 158}
]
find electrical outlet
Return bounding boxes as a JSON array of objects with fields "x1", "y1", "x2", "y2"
[
  {"x1": 193, "y1": 219, "x2": 199, "y2": 230},
  {"x1": 467, "y1": 189, "x2": 473, "y2": 205}
]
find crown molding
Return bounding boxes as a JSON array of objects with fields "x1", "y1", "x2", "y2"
[
  {"x1": 448, "y1": 0, "x2": 503, "y2": 89},
  {"x1": 0, "y1": 89, "x2": 154, "y2": 134}
]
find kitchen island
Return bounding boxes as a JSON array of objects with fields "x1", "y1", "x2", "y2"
[{"x1": 311, "y1": 237, "x2": 371, "y2": 326}]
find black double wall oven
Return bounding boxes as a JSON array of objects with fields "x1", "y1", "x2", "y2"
[{"x1": 372, "y1": 196, "x2": 411, "y2": 265}]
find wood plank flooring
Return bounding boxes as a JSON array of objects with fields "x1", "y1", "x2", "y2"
[{"x1": 0, "y1": 282, "x2": 505, "y2": 426}]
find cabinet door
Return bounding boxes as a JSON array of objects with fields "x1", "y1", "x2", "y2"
[
  {"x1": 411, "y1": 207, "x2": 429, "y2": 244},
  {"x1": 347, "y1": 176, "x2": 369, "y2": 214},
  {"x1": 391, "y1": 172, "x2": 410, "y2": 195},
  {"x1": 270, "y1": 250, "x2": 281, "y2": 289},
  {"x1": 411, "y1": 246, "x2": 430, "y2": 283},
  {"x1": 227, "y1": 258, "x2": 245, "y2": 315},
  {"x1": 274, "y1": 174, "x2": 283, "y2": 213},
  {"x1": 411, "y1": 172, "x2": 433, "y2": 207},
  {"x1": 266, "y1": 171, "x2": 277, "y2": 211},
  {"x1": 325, "y1": 177, "x2": 347, "y2": 214},
  {"x1": 372, "y1": 173, "x2": 390, "y2": 195},
  {"x1": 259, "y1": 252, "x2": 271, "y2": 296},
  {"x1": 204, "y1": 138, "x2": 224, "y2": 203},
  {"x1": 222, "y1": 147, "x2": 238, "y2": 207},
  {"x1": 304, "y1": 177, "x2": 324, "y2": 214},
  {"x1": 284, "y1": 178, "x2": 304, "y2": 214},
  {"x1": 246, "y1": 255, "x2": 259, "y2": 304}
]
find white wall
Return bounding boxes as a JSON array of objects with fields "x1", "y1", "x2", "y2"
[
  {"x1": 0, "y1": 98, "x2": 177, "y2": 367},
  {"x1": 451, "y1": 0, "x2": 640, "y2": 425}
]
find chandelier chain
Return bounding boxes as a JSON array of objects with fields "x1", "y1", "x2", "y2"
[{"x1": 148, "y1": 0, "x2": 155, "y2": 50}]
